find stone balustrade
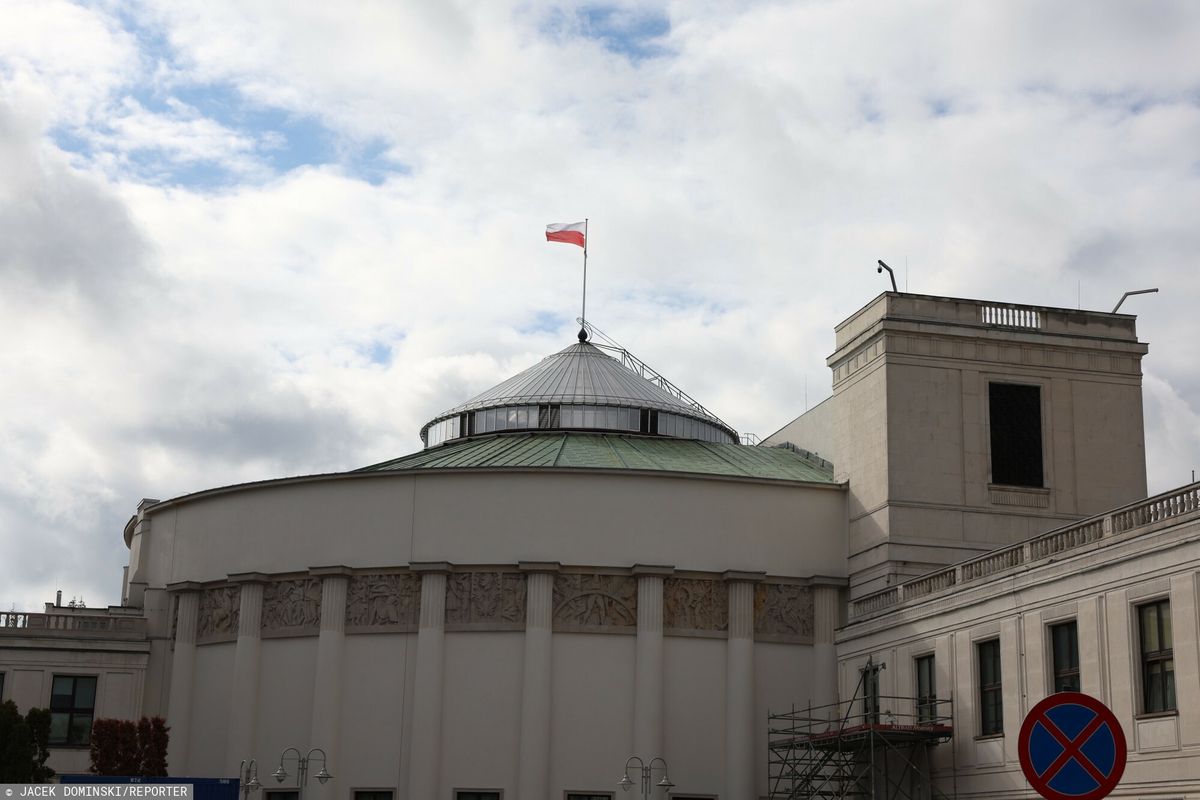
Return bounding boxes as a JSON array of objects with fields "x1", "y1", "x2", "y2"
[
  {"x1": 0, "y1": 611, "x2": 147, "y2": 638},
  {"x1": 851, "y1": 481, "x2": 1200, "y2": 621}
]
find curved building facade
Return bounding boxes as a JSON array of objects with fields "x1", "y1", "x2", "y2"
[{"x1": 121, "y1": 335, "x2": 846, "y2": 800}]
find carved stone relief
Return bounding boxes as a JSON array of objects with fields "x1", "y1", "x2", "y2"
[
  {"x1": 445, "y1": 571, "x2": 525, "y2": 628},
  {"x1": 664, "y1": 577, "x2": 727, "y2": 633},
  {"x1": 754, "y1": 582, "x2": 813, "y2": 642},
  {"x1": 345, "y1": 573, "x2": 421, "y2": 630},
  {"x1": 197, "y1": 585, "x2": 240, "y2": 640},
  {"x1": 553, "y1": 573, "x2": 637, "y2": 630},
  {"x1": 261, "y1": 578, "x2": 322, "y2": 633}
]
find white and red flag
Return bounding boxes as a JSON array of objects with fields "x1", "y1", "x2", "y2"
[{"x1": 545, "y1": 221, "x2": 586, "y2": 249}]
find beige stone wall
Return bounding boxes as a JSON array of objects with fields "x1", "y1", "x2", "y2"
[
  {"x1": 837, "y1": 490, "x2": 1200, "y2": 799},
  {"x1": 768, "y1": 292, "x2": 1149, "y2": 597}
]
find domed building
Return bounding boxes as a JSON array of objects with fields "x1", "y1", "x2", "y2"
[
  {"x1": 117, "y1": 329, "x2": 848, "y2": 800},
  {"x1": 5, "y1": 291, "x2": 1200, "y2": 800}
]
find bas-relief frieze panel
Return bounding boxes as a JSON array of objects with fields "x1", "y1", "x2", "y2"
[
  {"x1": 664, "y1": 577, "x2": 727, "y2": 635},
  {"x1": 345, "y1": 572, "x2": 421, "y2": 632},
  {"x1": 446, "y1": 571, "x2": 525, "y2": 630},
  {"x1": 553, "y1": 573, "x2": 637, "y2": 632},
  {"x1": 197, "y1": 585, "x2": 240, "y2": 642},
  {"x1": 755, "y1": 582, "x2": 814, "y2": 643},
  {"x1": 261, "y1": 578, "x2": 322, "y2": 636}
]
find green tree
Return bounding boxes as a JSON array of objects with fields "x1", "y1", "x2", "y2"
[
  {"x1": 0, "y1": 700, "x2": 55, "y2": 783},
  {"x1": 90, "y1": 717, "x2": 170, "y2": 776}
]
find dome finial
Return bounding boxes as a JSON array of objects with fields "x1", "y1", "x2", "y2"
[{"x1": 578, "y1": 325, "x2": 589, "y2": 342}]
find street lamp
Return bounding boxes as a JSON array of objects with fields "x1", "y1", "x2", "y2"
[
  {"x1": 618, "y1": 756, "x2": 674, "y2": 798},
  {"x1": 239, "y1": 760, "x2": 261, "y2": 800},
  {"x1": 273, "y1": 747, "x2": 333, "y2": 800}
]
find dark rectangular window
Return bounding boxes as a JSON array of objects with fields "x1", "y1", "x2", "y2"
[
  {"x1": 1050, "y1": 621, "x2": 1080, "y2": 693},
  {"x1": 263, "y1": 792, "x2": 297, "y2": 800},
  {"x1": 989, "y1": 383, "x2": 1043, "y2": 487},
  {"x1": 862, "y1": 663, "x2": 881, "y2": 724},
  {"x1": 455, "y1": 793, "x2": 501, "y2": 800},
  {"x1": 566, "y1": 794, "x2": 613, "y2": 800},
  {"x1": 916, "y1": 654, "x2": 936, "y2": 723},
  {"x1": 49, "y1": 675, "x2": 97, "y2": 745},
  {"x1": 978, "y1": 640, "x2": 1003, "y2": 736},
  {"x1": 1139, "y1": 601, "x2": 1175, "y2": 713},
  {"x1": 353, "y1": 792, "x2": 393, "y2": 800}
]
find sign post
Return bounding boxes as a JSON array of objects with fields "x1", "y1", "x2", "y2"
[{"x1": 1018, "y1": 692, "x2": 1127, "y2": 800}]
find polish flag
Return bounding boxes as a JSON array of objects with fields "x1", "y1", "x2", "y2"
[{"x1": 546, "y1": 222, "x2": 586, "y2": 248}]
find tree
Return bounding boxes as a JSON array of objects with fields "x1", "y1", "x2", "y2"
[
  {"x1": 89, "y1": 717, "x2": 170, "y2": 776},
  {"x1": 0, "y1": 700, "x2": 54, "y2": 783}
]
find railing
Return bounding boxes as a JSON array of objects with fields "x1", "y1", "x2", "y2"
[
  {"x1": 851, "y1": 481, "x2": 1200, "y2": 620},
  {"x1": 980, "y1": 304, "x2": 1042, "y2": 329},
  {"x1": 0, "y1": 612, "x2": 147, "y2": 637}
]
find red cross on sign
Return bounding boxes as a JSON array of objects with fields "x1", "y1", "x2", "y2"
[{"x1": 1018, "y1": 692, "x2": 1127, "y2": 800}]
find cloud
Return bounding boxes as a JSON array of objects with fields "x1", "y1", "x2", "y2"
[{"x1": 0, "y1": 1, "x2": 1197, "y2": 610}]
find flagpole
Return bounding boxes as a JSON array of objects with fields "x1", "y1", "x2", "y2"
[{"x1": 580, "y1": 218, "x2": 589, "y2": 341}]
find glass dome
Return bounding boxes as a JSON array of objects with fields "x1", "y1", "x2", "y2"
[{"x1": 420, "y1": 341, "x2": 738, "y2": 448}]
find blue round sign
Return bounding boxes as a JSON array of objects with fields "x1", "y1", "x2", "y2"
[{"x1": 1018, "y1": 692, "x2": 1126, "y2": 800}]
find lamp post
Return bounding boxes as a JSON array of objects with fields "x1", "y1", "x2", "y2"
[
  {"x1": 618, "y1": 756, "x2": 674, "y2": 798},
  {"x1": 272, "y1": 747, "x2": 333, "y2": 800},
  {"x1": 239, "y1": 760, "x2": 261, "y2": 800}
]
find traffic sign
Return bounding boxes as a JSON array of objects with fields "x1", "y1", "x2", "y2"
[{"x1": 1018, "y1": 692, "x2": 1126, "y2": 800}]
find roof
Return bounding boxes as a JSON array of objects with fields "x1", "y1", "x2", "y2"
[
  {"x1": 426, "y1": 341, "x2": 729, "y2": 424},
  {"x1": 359, "y1": 432, "x2": 839, "y2": 484}
]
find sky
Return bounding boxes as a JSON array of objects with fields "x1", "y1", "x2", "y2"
[{"x1": 2, "y1": 0, "x2": 1199, "y2": 612}]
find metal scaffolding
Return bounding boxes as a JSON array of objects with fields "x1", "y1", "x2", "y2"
[{"x1": 768, "y1": 666, "x2": 956, "y2": 800}]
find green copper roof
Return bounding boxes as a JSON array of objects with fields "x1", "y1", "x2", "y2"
[{"x1": 358, "y1": 432, "x2": 838, "y2": 484}]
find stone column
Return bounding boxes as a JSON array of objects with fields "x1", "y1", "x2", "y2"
[
  {"x1": 724, "y1": 571, "x2": 764, "y2": 800},
  {"x1": 407, "y1": 563, "x2": 450, "y2": 800},
  {"x1": 633, "y1": 565, "x2": 673, "y2": 759},
  {"x1": 307, "y1": 567, "x2": 351, "y2": 800},
  {"x1": 517, "y1": 562, "x2": 559, "y2": 800},
  {"x1": 165, "y1": 582, "x2": 201, "y2": 775},
  {"x1": 812, "y1": 581, "x2": 843, "y2": 711},
  {"x1": 226, "y1": 573, "x2": 268, "y2": 770}
]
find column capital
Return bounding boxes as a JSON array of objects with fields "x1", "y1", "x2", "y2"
[
  {"x1": 166, "y1": 581, "x2": 203, "y2": 593},
  {"x1": 518, "y1": 561, "x2": 561, "y2": 574},
  {"x1": 409, "y1": 561, "x2": 453, "y2": 574},
  {"x1": 722, "y1": 569, "x2": 766, "y2": 584},
  {"x1": 808, "y1": 575, "x2": 848, "y2": 589},
  {"x1": 309, "y1": 565, "x2": 354, "y2": 578},
  {"x1": 227, "y1": 571, "x2": 271, "y2": 585},
  {"x1": 632, "y1": 564, "x2": 675, "y2": 577}
]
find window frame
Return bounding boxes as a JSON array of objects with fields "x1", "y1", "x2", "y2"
[
  {"x1": 48, "y1": 674, "x2": 98, "y2": 746},
  {"x1": 987, "y1": 380, "x2": 1045, "y2": 488},
  {"x1": 915, "y1": 653, "x2": 936, "y2": 723},
  {"x1": 564, "y1": 793, "x2": 615, "y2": 800},
  {"x1": 350, "y1": 789, "x2": 394, "y2": 800},
  {"x1": 977, "y1": 639, "x2": 1003, "y2": 737},
  {"x1": 1138, "y1": 599, "x2": 1176, "y2": 715},
  {"x1": 1048, "y1": 620, "x2": 1080, "y2": 694},
  {"x1": 454, "y1": 791, "x2": 503, "y2": 800}
]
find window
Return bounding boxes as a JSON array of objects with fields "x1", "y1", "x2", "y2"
[
  {"x1": 263, "y1": 792, "x2": 297, "y2": 800},
  {"x1": 455, "y1": 792, "x2": 501, "y2": 800},
  {"x1": 565, "y1": 794, "x2": 612, "y2": 800},
  {"x1": 49, "y1": 675, "x2": 97, "y2": 745},
  {"x1": 978, "y1": 640, "x2": 1003, "y2": 736},
  {"x1": 861, "y1": 662, "x2": 881, "y2": 724},
  {"x1": 1139, "y1": 600, "x2": 1175, "y2": 713},
  {"x1": 915, "y1": 654, "x2": 936, "y2": 723},
  {"x1": 989, "y1": 383, "x2": 1043, "y2": 487},
  {"x1": 353, "y1": 791, "x2": 393, "y2": 800},
  {"x1": 1050, "y1": 621, "x2": 1080, "y2": 693},
  {"x1": 0, "y1": 672, "x2": 5, "y2": 701}
]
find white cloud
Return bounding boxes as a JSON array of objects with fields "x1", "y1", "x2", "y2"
[{"x1": 0, "y1": 1, "x2": 1197, "y2": 610}]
